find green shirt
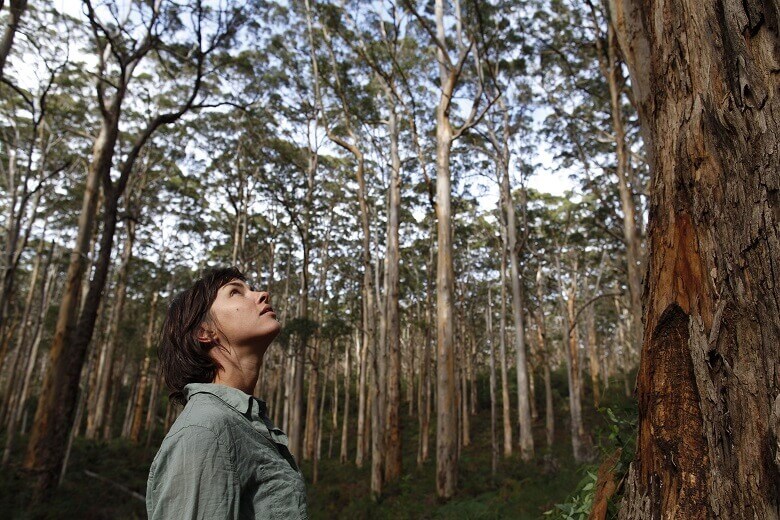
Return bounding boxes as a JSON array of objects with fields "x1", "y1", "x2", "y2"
[{"x1": 146, "y1": 383, "x2": 308, "y2": 519}]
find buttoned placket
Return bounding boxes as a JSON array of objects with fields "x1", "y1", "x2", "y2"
[{"x1": 246, "y1": 397, "x2": 300, "y2": 473}]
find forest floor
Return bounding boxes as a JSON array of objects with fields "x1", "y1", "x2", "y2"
[{"x1": 0, "y1": 369, "x2": 637, "y2": 519}]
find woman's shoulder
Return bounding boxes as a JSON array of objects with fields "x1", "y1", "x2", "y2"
[{"x1": 164, "y1": 393, "x2": 242, "y2": 443}]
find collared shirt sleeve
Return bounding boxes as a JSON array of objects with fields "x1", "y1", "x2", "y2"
[{"x1": 147, "y1": 425, "x2": 239, "y2": 520}]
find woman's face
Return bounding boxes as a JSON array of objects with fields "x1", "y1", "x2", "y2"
[{"x1": 205, "y1": 279, "x2": 281, "y2": 352}]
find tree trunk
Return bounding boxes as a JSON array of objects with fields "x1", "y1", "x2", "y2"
[
  {"x1": 144, "y1": 360, "x2": 163, "y2": 448},
  {"x1": 535, "y1": 267, "x2": 554, "y2": 449},
  {"x1": 407, "y1": 327, "x2": 415, "y2": 418},
  {"x1": 567, "y1": 275, "x2": 590, "y2": 462},
  {"x1": 589, "y1": 6, "x2": 645, "y2": 355},
  {"x1": 1, "y1": 237, "x2": 44, "y2": 430},
  {"x1": 486, "y1": 290, "x2": 498, "y2": 478},
  {"x1": 22, "y1": 118, "x2": 113, "y2": 494},
  {"x1": 304, "y1": 219, "x2": 332, "y2": 461},
  {"x1": 371, "y1": 236, "x2": 386, "y2": 499},
  {"x1": 614, "y1": 1, "x2": 780, "y2": 518},
  {"x1": 2, "y1": 240, "x2": 53, "y2": 466},
  {"x1": 356, "y1": 305, "x2": 368, "y2": 468},
  {"x1": 340, "y1": 334, "x2": 352, "y2": 463},
  {"x1": 543, "y1": 363, "x2": 554, "y2": 448},
  {"x1": 460, "y1": 341, "x2": 470, "y2": 447},
  {"x1": 312, "y1": 360, "x2": 329, "y2": 485},
  {"x1": 503, "y1": 178, "x2": 534, "y2": 461},
  {"x1": 381, "y1": 85, "x2": 403, "y2": 483},
  {"x1": 329, "y1": 344, "x2": 338, "y2": 460},
  {"x1": 585, "y1": 306, "x2": 601, "y2": 407},
  {"x1": 88, "y1": 217, "x2": 136, "y2": 438},
  {"x1": 468, "y1": 330, "x2": 478, "y2": 416},
  {"x1": 289, "y1": 142, "x2": 315, "y2": 461},
  {"x1": 130, "y1": 290, "x2": 159, "y2": 442},
  {"x1": 0, "y1": 0, "x2": 26, "y2": 79},
  {"x1": 498, "y1": 233, "x2": 513, "y2": 456},
  {"x1": 434, "y1": 46, "x2": 458, "y2": 499}
]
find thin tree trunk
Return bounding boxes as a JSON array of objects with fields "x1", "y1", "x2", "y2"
[
  {"x1": 121, "y1": 375, "x2": 138, "y2": 440},
  {"x1": 562, "y1": 261, "x2": 590, "y2": 462},
  {"x1": 89, "y1": 218, "x2": 136, "y2": 439},
  {"x1": 304, "y1": 219, "x2": 332, "y2": 461},
  {"x1": 486, "y1": 290, "x2": 498, "y2": 478},
  {"x1": 59, "y1": 379, "x2": 87, "y2": 486},
  {"x1": 1, "y1": 237, "x2": 44, "y2": 430},
  {"x1": 585, "y1": 306, "x2": 601, "y2": 407},
  {"x1": 371, "y1": 239, "x2": 386, "y2": 499},
  {"x1": 543, "y1": 364, "x2": 554, "y2": 448},
  {"x1": 469, "y1": 331, "x2": 477, "y2": 416},
  {"x1": 528, "y1": 360, "x2": 537, "y2": 421},
  {"x1": 503, "y1": 180, "x2": 534, "y2": 461},
  {"x1": 2, "y1": 241, "x2": 55, "y2": 466},
  {"x1": 144, "y1": 361, "x2": 162, "y2": 448},
  {"x1": 407, "y1": 327, "x2": 415, "y2": 417},
  {"x1": 312, "y1": 361, "x2": 329, "y2": 485},
  {"x1": 356, "y1": 304, "x2": 368, "y2": 468},
  {"x1": 418, "y1": 234, "x2": 434, "y2": 467},
  {"x1": 498, "y1": 237, "x2": 512, "y2": 457},
  {"x1": 289, "y1": 142, "x2": 314, "y2": 461},
  {"x1": 130, "y1": 290, "x2": 159, "y2": 442},
  {"x1": 535, "y1": 267, "x2": 554, "y2": 449},
  {"x1": 102, "y1": 368, "x2": 121, "y2": 439},
  {"x1": 460, "y1": 342, "x2": 470, "y2": 447},
  {"x1": 340, "y1": 333, "x2": 352, "y2": 463},
  {"x1": 328, "y1": 344, "x2": 338, "y2": 460}
]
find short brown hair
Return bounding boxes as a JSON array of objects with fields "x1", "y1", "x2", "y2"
[{"x1": 159, "y1": 267, "x2": 246, "y2": 406}]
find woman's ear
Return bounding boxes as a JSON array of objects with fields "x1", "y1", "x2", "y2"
[{"x1": 197, "y1": 323, "x2": 217, "y2": 345}]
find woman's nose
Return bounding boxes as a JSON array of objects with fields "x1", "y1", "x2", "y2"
[{"x1": 255, "y1": 291, "x2": 270, "y2": 304}]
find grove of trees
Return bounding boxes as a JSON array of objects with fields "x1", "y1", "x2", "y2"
[{"x1": 0, "y1": 1, "x2": 777, "y2": 518}]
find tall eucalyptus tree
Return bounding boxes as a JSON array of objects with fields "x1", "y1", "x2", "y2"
[{"x1": 401, "y1": 0, "x2": 499, "y2": 498}]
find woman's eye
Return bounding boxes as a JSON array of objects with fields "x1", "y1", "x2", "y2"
[{"x1": 230, "y1": 289, "x2": 240, "y2": 296}]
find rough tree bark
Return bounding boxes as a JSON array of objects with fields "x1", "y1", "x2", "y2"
[{"x1": 612, "y1": 0, "x2": 780, "y2": 518}]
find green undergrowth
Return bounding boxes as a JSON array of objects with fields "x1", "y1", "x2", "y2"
[
  {"x1": 0, "y1": 370, "x2": 637, "y2": 519},
  {"x1": 0, "y1": 436, "x2": 152, "y2": 519},
  {"x1": 303, "y1": 372, "x2": 637, "y2": 520},
  {"x1": 544, "y1": 389, "x2": 638, "y2": 520}
]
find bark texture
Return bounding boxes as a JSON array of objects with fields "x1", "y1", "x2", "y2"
[{"x1": 616, "y1": 1, "x2": 780, "y2": 518}]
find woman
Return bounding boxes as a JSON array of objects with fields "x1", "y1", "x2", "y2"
[{"x1": 146, "y1": 267, "x2": 308, "y2": 519}]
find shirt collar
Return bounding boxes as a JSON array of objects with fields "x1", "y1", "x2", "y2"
[{"x1": 184, "y1": 382, "x2": 255, "y2": 416}]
